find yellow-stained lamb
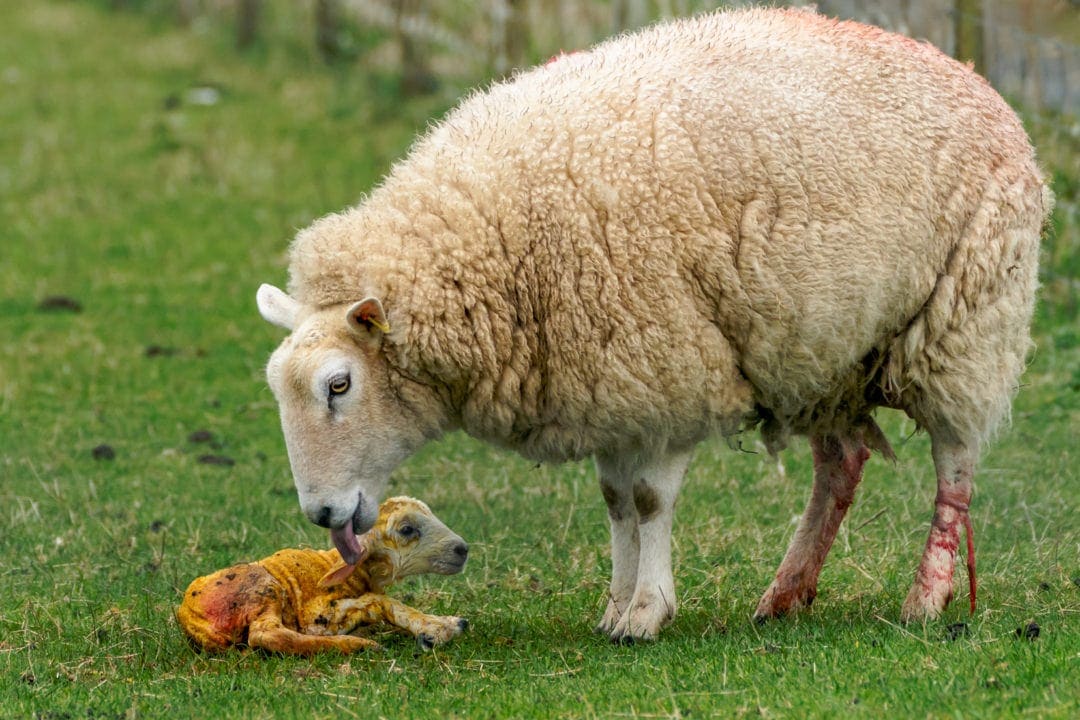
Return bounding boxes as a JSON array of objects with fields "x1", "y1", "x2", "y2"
[{"x1": 177, "y1": 497, "x2": 468, "y2": 654}]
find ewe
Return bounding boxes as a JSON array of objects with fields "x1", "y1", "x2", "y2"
[{"x1": 256, "y1": 8, "x2": 1051, "y2": 641}]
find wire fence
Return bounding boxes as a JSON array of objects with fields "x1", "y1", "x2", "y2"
[
  {"x1": 139, "y1": 1, "x2": 1080, "y2": 117},
  {"x1": 811, "y1": 0, "x2": 1079, "y2": 116},
  {"x1": 341, "y1": 0, "x2": 1080, "y2": 117}
]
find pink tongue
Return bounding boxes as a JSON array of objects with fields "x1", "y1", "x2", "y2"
[{"x1": 330, "y1": 517, "x2": 364, "y2": 565}]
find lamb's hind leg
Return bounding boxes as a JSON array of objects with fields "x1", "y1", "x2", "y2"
[
  {"x1": 901, "y1": 438, "x2": 977, "y2": 622},
  {"x1": 754, "y1": 434, "x2": 869, "y2": 621},
  {"x1": 247, "y1": 612, "x2": 380, "y2": 655}
]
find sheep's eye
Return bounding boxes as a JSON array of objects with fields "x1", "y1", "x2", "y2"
[
  {"x1": 328, "y1": 375, "x2": 350, "y2": 396},
  {"x1": 398, "y1": 524, "x2": 418, "y2": 539}
]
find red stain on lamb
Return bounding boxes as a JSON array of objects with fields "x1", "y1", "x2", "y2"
[{"x1": 191, "y1": 565, "x2": 274, "y2": 645}]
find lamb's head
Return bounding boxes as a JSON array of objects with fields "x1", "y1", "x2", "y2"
[
  {"x1": 366, "y1": 496, "x2": 470, "y2": 578},
  {"x1": 257, "y1": 283, "x2": 430, "y2": 565},
  {"x1": 318, "y1": 496, "x2": 469, "y2": 589}
]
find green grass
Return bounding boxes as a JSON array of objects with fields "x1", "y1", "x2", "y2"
[{"x1": 1, "y1": 2, "x2": 1077, "y2": 718}]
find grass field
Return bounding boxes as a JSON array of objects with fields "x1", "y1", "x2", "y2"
[{"x1": 1, "y1": 2, "x2": 1077, "y2": 718}]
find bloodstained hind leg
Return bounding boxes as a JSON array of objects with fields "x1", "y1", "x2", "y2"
[
  {"x1": 901, "y1": 439, "x2": 977, "y2": 622},
  {"x1": 754, "y1": 434, "x2": 869, "y2": 621}
]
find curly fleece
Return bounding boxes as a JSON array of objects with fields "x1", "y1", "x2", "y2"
[{"x1": 286, "y1": 7, "x2": 1050, "y2": 461}]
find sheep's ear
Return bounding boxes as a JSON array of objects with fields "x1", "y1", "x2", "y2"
[
  {"x1": 346, "y1": 297, "x2": 390, "y2": 337},
  {"x1": 257, "y1": 284, "x2": 300, "y2": 331}
]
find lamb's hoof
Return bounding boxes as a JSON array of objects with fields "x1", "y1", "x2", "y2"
[
  {"x1": 416, "y1": 634, "x2": 436, "y2": 652},
  {"x1": 457, "y1": 618, "x2": 470, "y2": 632}
]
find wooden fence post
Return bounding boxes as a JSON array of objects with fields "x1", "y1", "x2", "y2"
[
  {"x1": 237, "y1": 0, "x2": 260, "y2": 50},
  {"x1": 954, "y1": 0, "x2": 985, "y2": 75}
]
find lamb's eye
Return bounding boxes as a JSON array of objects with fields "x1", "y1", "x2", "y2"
[
  {"x1": 328, "y1": 375, "x2": 350, "y2": 396},
  {"x1": 398, "y1": 524, "x2": 418, "y2": 539}
]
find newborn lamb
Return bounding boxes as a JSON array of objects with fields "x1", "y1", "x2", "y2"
[{"x1": 177, "y1": 497, "x2": 469, "y2": 655}]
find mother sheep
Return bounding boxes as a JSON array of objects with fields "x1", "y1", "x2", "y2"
[{"x1": 256, "y1": 7, "x2": 1050, "y2": 642}]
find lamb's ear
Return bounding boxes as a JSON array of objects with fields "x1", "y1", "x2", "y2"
[
  {"x1": 345, "y1": 297, "x2": 390, "y2": 337},
  {"x1": 318, "y1": 536, "x2": 370, "y2": 588},
  {"x1": 318, "y1": 560, "x2": 357, "y2": 589},
  {"x1": 257, "y1": 284, "x2": 300, "y2": 331}
]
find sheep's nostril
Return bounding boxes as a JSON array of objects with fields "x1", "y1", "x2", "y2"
[
  {"x1": 313, "y1": 506, "x2": 334, "y2": 529},
  {"x1": 454, "y1": 543, "x2": 469, "y2": 560}
]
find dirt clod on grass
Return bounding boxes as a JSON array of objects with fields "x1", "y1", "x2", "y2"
[
  {"x1": 197, "y1": 454, "x2": 235, "y2": 466},
  {"x1": 945, "y1": 622, "x2": 969, "y2": 641},
  {"x1": 144, "y1": 345, "x2": 178, "y2": 357},
  {"x1": 1015, "y1": 622, "x2": 1040, "y2": 640},
  {"x1": 37, "y1": 295, "x2": 82, "y2": 312},
  {"x1": 92, "y1": 444, "x2": 116, "y2": 460}
]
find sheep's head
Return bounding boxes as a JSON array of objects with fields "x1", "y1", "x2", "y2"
[
  {"x1": 319, "y1": 496, "x2": 469, "y2": 588},
  {"x1": 257, "y1": 284, "x2": 431, "y2": 565}
]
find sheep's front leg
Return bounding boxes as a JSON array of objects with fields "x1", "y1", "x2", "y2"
[
  {"x1": 595, "y1": 455, "x2": 641, "y2": 635},
  {"x1": 755, "y1": 434, "x2": 868, "y2": 621},
  {"x1": 328, "y1": 595, "x2": 468, "y2": 650},
  {"x1": 599, "y1": 449, "x2": 693, "y2": 643},
  {"x1": 901, "y1": 439, "x2": 977, "y2": 622}
]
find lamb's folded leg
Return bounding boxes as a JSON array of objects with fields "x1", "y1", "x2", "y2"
[
  {"x1": 607, "y1": 448, "x2": 693, "y2": 643},
  {"x1": 754, "y1": 434, "x2": 869, "y2": 621},
  {"x1": 328, "y1": 594, "x2": 467, "y2": 650},
  {"x1": 247, "y1": 612, "x2": 380, "y2": 655},
  {"x1": 901, "y1": 439, "x2": 977, "y2": 622}
]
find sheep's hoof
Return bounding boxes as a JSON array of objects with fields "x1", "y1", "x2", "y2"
[
  {"x1": 595, "y1": 598, "x2": 625, "y2": 635},
  {"x1": 753, "y1": 583, "x2": 816, "y2": 622},
  {"x1": 899, "y1": 587, "x2": 950, "y2": 624},
  {"x1": 416, "y1": 634, "x2": 436, "y2": 652},
  {"x1": 456, "y1": 618, "x2": 469, "y2": 632}
]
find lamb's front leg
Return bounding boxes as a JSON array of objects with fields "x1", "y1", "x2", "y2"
[
  {"x1": 328, "y1": 595, "x2": 467, "y2": 650},
  {"x1": 600, "y1": 449, "x2": 693, "y2": 643}
]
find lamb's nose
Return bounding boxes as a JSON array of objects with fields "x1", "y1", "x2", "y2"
[{"x1": 453, "y1": 543, "x2": 469, "y2": 560}]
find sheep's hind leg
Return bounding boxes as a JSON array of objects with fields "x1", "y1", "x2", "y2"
[
  {"x1": 603, "y1": 449, "x2": 693, "y2": 643},
  {"x1": 901, "y1": 439, "x2": 977, "y2": 622},
  {"x1": 754, "y1": 434, "x2": 869, "y2": 621}
]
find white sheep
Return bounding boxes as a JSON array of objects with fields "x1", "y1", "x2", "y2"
[{"x1": 255, "y1": 7, "x2": 1051, "y2": 642}]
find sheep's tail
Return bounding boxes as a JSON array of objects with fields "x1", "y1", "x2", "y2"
[{"x1": 883, "y1": 171, "x2": 1046, "y2": 449}]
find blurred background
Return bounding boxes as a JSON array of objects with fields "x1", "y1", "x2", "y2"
[
  {"x1": 100, "y1": 0, "x2": 1079, "y2": 113},
  {"x1": 79, "y1": 0, "x2": 1078, "y2": 334}
]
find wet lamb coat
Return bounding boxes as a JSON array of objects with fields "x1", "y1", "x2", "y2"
[{"x1": 287, "y1": 8, "x2": 1048, "y2": 463}]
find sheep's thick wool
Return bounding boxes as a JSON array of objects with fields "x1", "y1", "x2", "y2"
[{"x1": 288, "y1": 8, "x2": 1048, "y2": 461}]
